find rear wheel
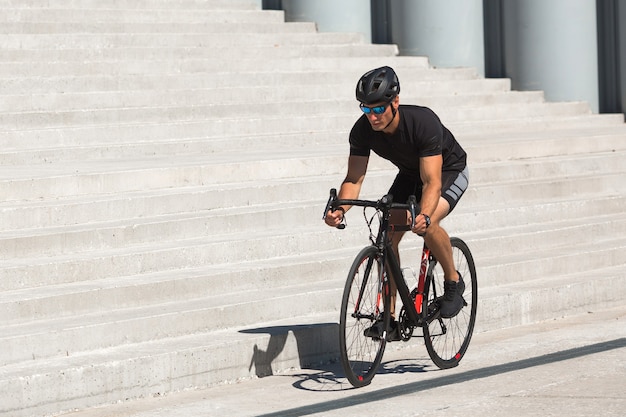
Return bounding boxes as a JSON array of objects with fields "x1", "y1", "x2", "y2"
[
  {"x1": 423, "y1": 237, "x2": 477, "y2": 369},
  {"x1": 339, "y1": 245, "x2": 390, "y2": 387}
]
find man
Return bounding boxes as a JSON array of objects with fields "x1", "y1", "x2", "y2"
[{"x1": 324, "y1": 66, "x2": 469, "y2": 340}]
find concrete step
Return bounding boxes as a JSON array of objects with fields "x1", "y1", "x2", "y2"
[
  {"x1": 0, "y1": 0, "x2": 260, "y2": 9},
  {"x1": 0, "y1": 145, "x2": 623, "y2": 220},
  {"x1": 0, "y1": 99, "x2": 595, "y2": 130},
  {"x1": 0, "y1": 42, "x2": 401, "y2": 62},
  {"x1": 0, "y1": 67, "x2": 472, "y2": 95},
  {"x1": 2, "y1": 264, "x2": 624, "y2": 417},
  {"x1": 2, "y1": 190, "x2": 624, "y2": 292},
  {"x1": 477, "y1": 265, "x2": 626, "y2": 329},
  {"x1": 1, "y1": 176, "x2": 623, "y2": 292},
  {"x1": 0, "y1": 56, "x2": 431, "y2": 77},
  {"x1": 0, "y1": 138, "x2": 623, "y2": 198},
  {"x1": 1, "y1": 21, "x2": 316, "y2": 35},
  {"x1": 0, "y1": 275, "x2": 342, "y2": 362},
  {"x1": 0, "y1": 32, "x2": 370, "y2": 50},
  {"x1": 3, "y1": 191, "x2": 623, "y2": 306},
  {"x1": 3, "y1": 251, "x2": 625, "y2": 378},
  {"x1": 1, "y1": 216, "x2": 624, "y2": 367},
  {"x1": 2, "y1": 208, "x2": 624, "y2": 325},
  {"x1": 0, "y1": 7, "x2": 281, "y2": 25},
  {"x1": 1, "y1": 119, "x2": 624, "y2": 160},
  {"x1": 0, "y1": 82, "x2": 520, "y2": 114},
  {"x1": 2, "y1": 231, "x2": 624, "y2": 370},
  {"x1": 461, "y1": 126, "x2": 626, "y2": 162},
  {"x1": 0, "y1": 145, "x2": 624, "y2": 227},
  {"x1": 446, "y1": 112, "x2": 624, "y2": 133},
  {"x1": 1, "y1": 132, "x2": 623, "y2": 229},
  {"x1": 0, "y1": 155, "x2": 622, "y2": 236},
  {"x1": 0, "y1": 126, "x2": 609, "y2": 165},
  {"x1": 0, "y1": 136, "x2": 623, "y2": 184},
  {"x1": 36, "y1": 306, "x2": 626, "y2": 417},
  {"x1": 451, "y1": 194, "x2": 626, "y2": 234}
]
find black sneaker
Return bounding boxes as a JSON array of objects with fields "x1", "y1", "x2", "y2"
[
  {"x1": 457, "y1": 274, "x2": 466, "y2": 296},
  {"x1": 439, "y1": 275, "x2": 465, "y2": 318},
  {"x1": 363, "y1": 319, "x2": 401, "y2": 342},
  {"x1": 363, "y1": 320, "x2": 384, "y2": 339}
]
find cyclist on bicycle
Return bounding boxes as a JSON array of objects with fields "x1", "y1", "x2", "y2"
[{"x1": 324, "y1": 66, "x2": 469, "y2": 340}]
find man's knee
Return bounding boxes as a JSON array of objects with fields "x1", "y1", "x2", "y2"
[{"x1": 430, "y1": 197, "x2": 451, "y2": 225}]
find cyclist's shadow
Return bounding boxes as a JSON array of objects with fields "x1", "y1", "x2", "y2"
[
  {"x1": 240, "y1": 323, "x2": 430, "y2": 392},
  {"x1": 239, "y1": 323, "x2": 340, "y2": 381},
  {"x1": 292, "y1": 356, "x2": 430, "y2": 391}
]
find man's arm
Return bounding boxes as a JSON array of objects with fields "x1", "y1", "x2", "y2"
[
  {"x1": 324, "y1": 155, "x2": 369, "y2": 227},
  {"x1": 413, "y1": 154, "x2": 442, "y2": 233}
]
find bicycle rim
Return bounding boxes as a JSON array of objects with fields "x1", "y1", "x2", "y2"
[
  {"x1": 423, "y1": 237, "x2": 477, "y2": 369},
  {"x1": 339, "y1": 246, "x2": 390, "y2": 387}
]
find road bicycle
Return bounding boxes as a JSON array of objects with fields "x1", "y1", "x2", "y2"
[{"x1": 323, "y1": 188, "x2": 477, "y2": 387}]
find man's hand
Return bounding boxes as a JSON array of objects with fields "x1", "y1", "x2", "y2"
[
  {"x1": 324, "y1": 208, "x2": 344, "y2": 228},
  {"x1": 411, "y1": 213, "x2": 429, "y2": 236}
]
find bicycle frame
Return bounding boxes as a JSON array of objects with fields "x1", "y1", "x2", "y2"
[
  {"x1": 324, "y1": 189, "x2": 436, "y2": 330},
  {"x1": 383, "y1": 233, "x2": 434, "y2": 328}
]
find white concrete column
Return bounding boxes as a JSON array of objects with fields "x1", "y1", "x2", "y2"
[
  {"x1": 389, "y1": 0, "x2": 485, "y2": 76},
  {"x1": 502, "y1": 0, "x2": 599, "y2": 112}
]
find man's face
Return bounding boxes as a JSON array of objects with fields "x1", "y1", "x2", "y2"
[{"x1": 360, "y1": 97, "x2": 398, "y2": 132}]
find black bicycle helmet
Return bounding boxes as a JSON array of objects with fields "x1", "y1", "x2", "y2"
[{"x1": 355, "y1": 66, "x2": 400, "y2": 104}]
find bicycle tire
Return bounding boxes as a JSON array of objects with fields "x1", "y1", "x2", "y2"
[
  {"x1": 423, "y1": 237, "x2": 477, "y2": 369},
  {"x1": 339, "y1": 245, "x2": 390, "y2": 387}
]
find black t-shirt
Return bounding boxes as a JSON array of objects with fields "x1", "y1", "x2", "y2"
[{"x1": 349, "y1": 105, "x2": 467, "y2": 176}]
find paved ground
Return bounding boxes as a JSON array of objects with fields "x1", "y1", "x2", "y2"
[{"x1": 61, "y1": 306, "x2": 626, "y2": 417}]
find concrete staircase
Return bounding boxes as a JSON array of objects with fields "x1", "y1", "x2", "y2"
[{"x1": 1, "y1": 1, "x2": 625, "y2": 416}]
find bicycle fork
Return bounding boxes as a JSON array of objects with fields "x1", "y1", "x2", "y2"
[{"x1": 352, "y1": 255, "x2": 384, "y2": 322}]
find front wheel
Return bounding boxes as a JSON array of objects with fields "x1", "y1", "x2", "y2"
[
  {"x1": 423, "y1": 237, "x2": 477, "y2": 369},
  {"x1": 339, "y1": 245, "x2": 390, "y2": 387}
]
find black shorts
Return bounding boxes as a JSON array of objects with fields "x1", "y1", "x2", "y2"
[{"x1": 387, "y1": 166, "x2": 469, "y2": 213}]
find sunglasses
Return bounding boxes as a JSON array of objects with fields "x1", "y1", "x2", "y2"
[{"x1": 360, "y1": 102, "x2": 391, "y2": 115}]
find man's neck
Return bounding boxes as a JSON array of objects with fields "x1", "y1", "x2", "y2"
[{"x1": 382, "y1": 107, "x2": 400, "y2": 134}]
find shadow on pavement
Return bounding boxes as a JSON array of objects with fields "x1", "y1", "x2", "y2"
[
  {"x1": 255, "y1": 337, "x2": 626, "y2": 417},
  {"x1": 240, "y1": 323, "x2": 433, "y2": 392}
]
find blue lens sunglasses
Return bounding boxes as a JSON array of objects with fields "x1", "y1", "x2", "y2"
[{"x1": 360, "y1": 102, "x2": 390, "y2": 115}]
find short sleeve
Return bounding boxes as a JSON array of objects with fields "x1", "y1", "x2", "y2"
[
  {"x1": 417, "y1": 110, "x2": 443, "y2": 157},
  {"x1": 349, "y1": 117, "x2": 371, "y2": 157}
]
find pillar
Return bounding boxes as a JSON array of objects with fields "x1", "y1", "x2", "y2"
[
  {"x1": 389, "y1": 0, "x2": 485, "y2": 76},
  {"x1": 281, "y1": 0, "x2": 372, "y2": 43},
  {"x1": 501, "y1": 0, "x2": 599, "y2": 112}
]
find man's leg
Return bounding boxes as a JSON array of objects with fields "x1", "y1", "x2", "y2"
[
  {"x1": 423, "y1": 197, "x2": 465, "y2": 317},
  {"x1": 423, "y1": 197, "x2": 458, "y2": 282},
  {"x1": 428, "y1": 166, "x2": 469, "y2": 284}
]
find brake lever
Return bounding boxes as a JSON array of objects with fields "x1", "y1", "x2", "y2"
[
  {"x1": 323, "y1": 188, "x2": 346, "y2": 229},
  {"x1": 322, "y1": 188, "x2": 337, "y2": 220},
  {"x1": 408, "y1": 195, "x2": 417, "y2": 229}
]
